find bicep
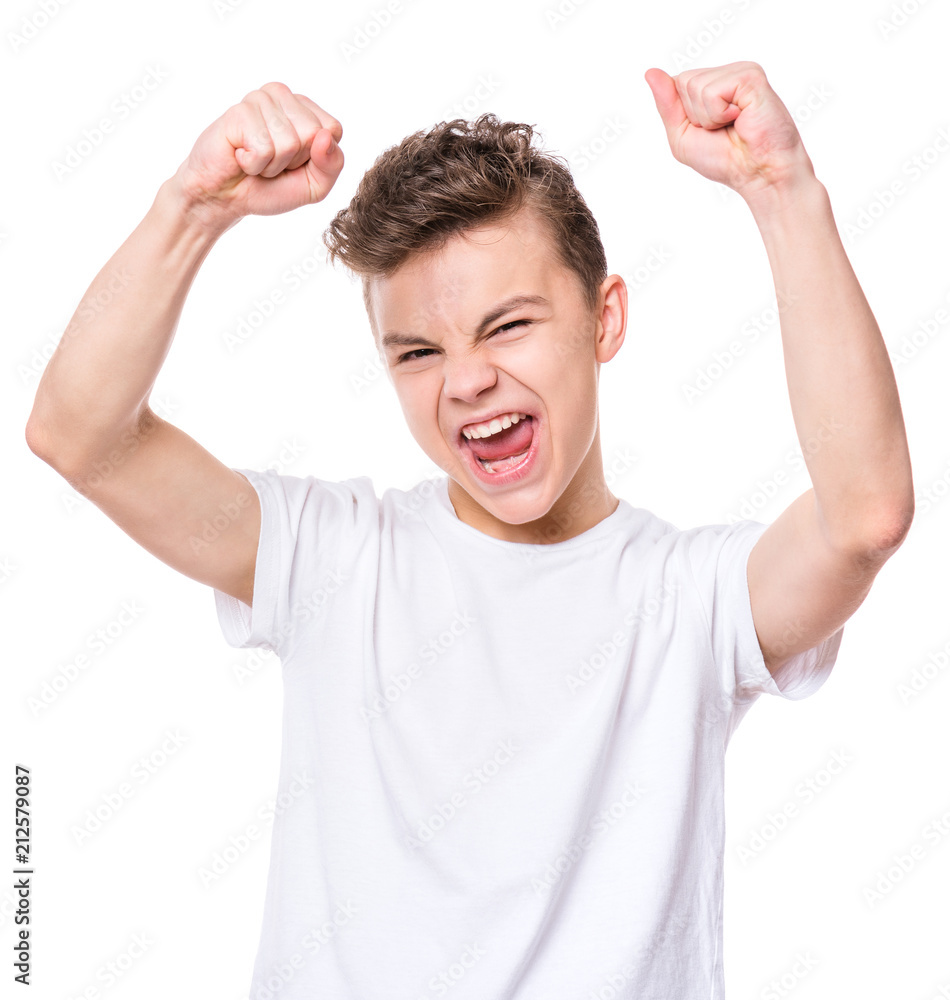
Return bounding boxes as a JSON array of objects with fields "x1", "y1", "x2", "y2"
[
  {"x1": 51, "y1": 408, "x2": 261, "y2": 608},
  {"x1": 747, "y1": 488, "x2": 886, "y2": 675}
]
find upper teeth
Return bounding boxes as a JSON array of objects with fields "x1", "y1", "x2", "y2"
[{"x1": 461, "y1": 411, "x2": 528, "y2": 440}]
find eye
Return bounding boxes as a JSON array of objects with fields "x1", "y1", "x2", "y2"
[
  {"x1": 396, "y1": 320, "x2": 529, "y2": 364},
  {"x1": 397, "y1": 348, "x2": 435, "y2": 363}
]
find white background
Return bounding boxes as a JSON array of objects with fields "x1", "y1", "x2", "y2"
[{"x1": 4, "y1": 0, "x2": 949, "y2": 997}]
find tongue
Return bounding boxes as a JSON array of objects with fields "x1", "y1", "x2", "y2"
[{"x1": 467, "y1": 418, "x2": 533, "y2": 461}]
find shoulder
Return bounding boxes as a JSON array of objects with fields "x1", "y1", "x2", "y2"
[{"x1": 618, "y1": 503, "x2": 764, "y2": 558}]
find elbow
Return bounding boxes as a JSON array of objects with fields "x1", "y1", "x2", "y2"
[
  {"x1": 877, "y1": 501, "x2": 914, "y2": 553},
  {"x1": 24, "y1": 415, "x2": 52, "y2": 463},
  {"x1": 820, "y1": 492, "x2": 914, "y2": 565},
  {"x1": 851, "y1": 498, "x2": 914, "y2": 562},
  {"x1": 25, "y1": 414, "x2": 72, "y2": 474}
]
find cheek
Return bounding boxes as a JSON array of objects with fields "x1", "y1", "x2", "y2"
[
  {"x1": 544, "y1": 322, "x2": 596, "y2": 375},
  {"x1": 398, "y1": 382, "x2": 444, "y2": 444}
]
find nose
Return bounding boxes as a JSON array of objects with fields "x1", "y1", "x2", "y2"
[{"x1": 441, "y1": 350, "x2": 498, "y2": 403}]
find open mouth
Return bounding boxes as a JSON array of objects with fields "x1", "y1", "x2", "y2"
[{"x1": 459, "y1": 414, "x2": 538, "y2": 480}]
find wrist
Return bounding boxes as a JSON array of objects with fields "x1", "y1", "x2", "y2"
[
  {"x1": 740, "y1": 161, "x2": 829, "y2": 227},
  {"x1": 158, "y1": 169, "x2": 241, "y2": 244}
]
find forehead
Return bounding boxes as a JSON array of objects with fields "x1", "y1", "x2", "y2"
[{"x1": 369, "y1": 208, "x2": 576, "y2": 337}]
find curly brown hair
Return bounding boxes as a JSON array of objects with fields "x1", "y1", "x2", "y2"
[{"x1": 322, "y1": 113, "x2": 608, "y2": 340}]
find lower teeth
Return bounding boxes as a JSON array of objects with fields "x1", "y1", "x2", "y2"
[{"x1": 479, "y1": 448, "x2": 529, "y2": 474}]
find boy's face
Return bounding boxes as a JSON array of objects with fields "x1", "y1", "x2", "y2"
[{"x1": 369, "y1": 206, "x2": 626, "y2": 543}]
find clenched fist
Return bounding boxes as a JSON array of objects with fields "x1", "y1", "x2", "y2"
[
  {"x1": 644, "y1": 61, "x2": 814, "y2": 201},
  {"x1": 171, "y1": 82, "x2": 344, "y2": 231}
]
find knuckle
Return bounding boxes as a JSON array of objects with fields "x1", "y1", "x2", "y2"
[
  {"x1": 241, "y1": 86, "x2": 265, "y2": 104},
  {"x1": 260, "y1": 80, "x2": 293, "y2": 96},
  {"x1": 246, "y1": 128, "x2": 275, "y2": 155}
]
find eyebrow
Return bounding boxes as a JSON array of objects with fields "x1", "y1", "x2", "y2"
[{"x1": 380, "y1": 294, "x2": 551, "y2": 351}]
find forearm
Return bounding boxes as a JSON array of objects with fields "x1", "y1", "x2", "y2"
[
  {"x1": 26, "y1": 174, "x2": 230, "y2": 469},
  {"x1": 745, "y1": 173, "x2": 914, "y2": 553}
]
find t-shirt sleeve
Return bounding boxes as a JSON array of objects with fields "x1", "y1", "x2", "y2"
[
  {"x1": 683, "y1": 518, "x2": 844, "y2": 705},
  {"x1": 211, "y1": 467, "x2": 363, "y2": 656}
]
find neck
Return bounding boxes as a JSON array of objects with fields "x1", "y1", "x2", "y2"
[{"x1": 446, "y1": 435, "x2": 620, "y2": 544}]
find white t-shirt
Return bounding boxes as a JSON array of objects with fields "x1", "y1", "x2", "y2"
[{"x1": 213, "y1": 468, "x2": 843, "y2": 1000}]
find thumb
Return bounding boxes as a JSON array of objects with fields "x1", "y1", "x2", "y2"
[
  {"x1": 644, "y1": 67, "x2": 686, "y2": 134},
  {"x1": 302, "y1": 127, "x2": 344, "y2": 203}
]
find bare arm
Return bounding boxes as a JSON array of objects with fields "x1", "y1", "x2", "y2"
[
  {"x1": 25, "y1": 82, "x2": 344, "y2": 607},
  {"x1": 645, "y1": 61, "x2": 914, "y2": 674},
  {"x1": 26, "y1": 177, "x2": 259, "y2": 603},
  {"x1": 742, "y1": 175, "x2": 913, "y2": 671}
]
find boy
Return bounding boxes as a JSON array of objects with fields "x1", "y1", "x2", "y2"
[{"x1": 26, "y1": 61, "x2": 913, "y2": 998}]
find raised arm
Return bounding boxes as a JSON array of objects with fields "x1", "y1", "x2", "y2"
[
  {"x1": 645, "y1": 61, "x2": 914, "y2": 674},
  {"x1": 25, "y1": 82, "x2": 344, "y2": 607}
]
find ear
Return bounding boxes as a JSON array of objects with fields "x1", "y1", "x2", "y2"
[{"x1": 594, "y1": 274, "x2": 627, "y2": 363}]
